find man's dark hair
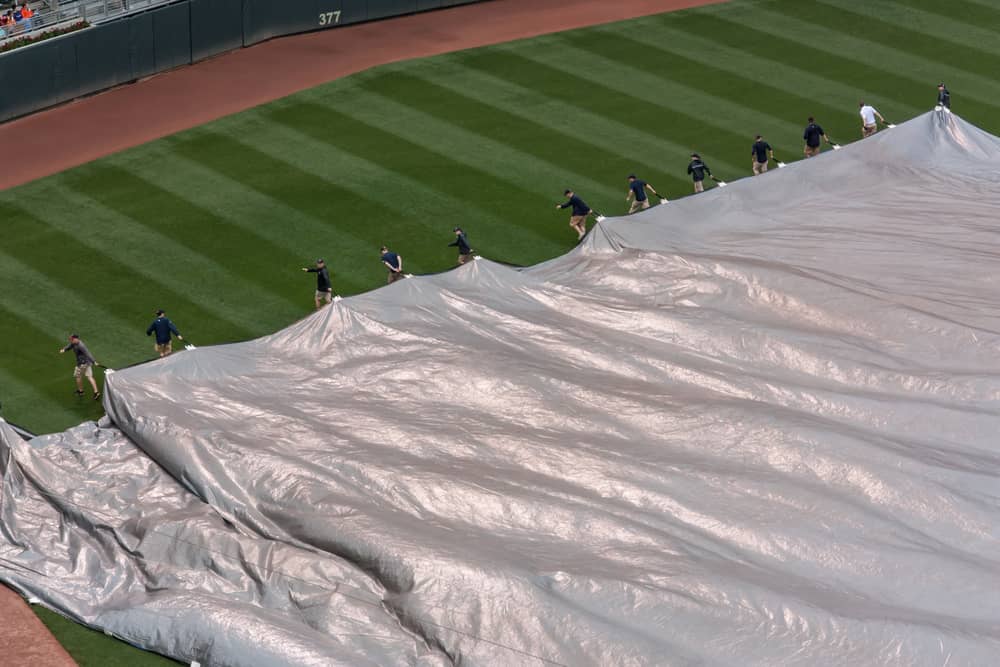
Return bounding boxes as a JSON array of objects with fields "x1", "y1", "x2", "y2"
[
  {"x1": 156, "y1": 309, "x2": 165, "y2": 316},
  {"x1": 808, "y1": 116, "x2": 815, "y2": 122},
  {"x1": 691, "y1": 153, "x2": 700, "y2": 158},
  {"x1": 755, "y1": 135, "x2": 762, "y2": 140},
  {"x1": 563, "y1": 189, "x2": 572, "y2": 196},
  {"x1": 380, "y1": 245, "x2": 388, "y2": 252}
]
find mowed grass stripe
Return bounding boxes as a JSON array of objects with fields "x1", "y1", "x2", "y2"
[
  {"x1": 160, "y1": 127, "x2": 396, "y2": 256},
  {"x1": 261, "y1": 99, "x2": 583, "y2": 258},
  {"x1": 352, "y1": 61, "x2": 686, "y2": 194},
  {"x1": 550, "y1": 30, "x2": 817, "y2": 136},
  {"x1": 306, "y1": 69, "x2": 632, "y2": 204},
  {"x1": 0, "y1": 248, "x2": 136, "y2": 426},
  {"x1": 896, "y1": 0, "x2": 1000, "y2": 33},
  {"x1": 174, "y1": 115, "x2": 553, "y2": 281},
  {"x1": 602, "y1": 20, "x2": 922, "y2": 127},
  {"x1": 339, "y1": 67, "x2": 667, "y2": 201},
  {"x1": 61, "y1": 165, "x2": 307, "y2": 323},
  {"x1": 962, "y1": 0, "x2": 1000, "y2": 12},
  {"x1": 119, "y1": 138, "x2": 390, "y2": 307},
  {"x1": 0, "y1": 370, "x2": 85, "y2": 429},
  {"x1": 123, "y1": 143, "x2": 391, "y2": 302},
  {"x1": 333, "y1": 71, "x2": 688, "y2": 213},
  {"x1": 167, "y1": 127, "x2": 421, "y2": 290},
  {"x1": 816, "y1": 0, "x2": 1000, "y2": 59},
  {"x1": 666, "y1": 7, "x2": 958, "y2": 132},
  {"x1": 0, "y1": 304, "x2": 107, "y2": 419},
  {"x1": 263, "y1": 94, "x2": 581, "y2": 228},
  {"x1": 0, "y1": 207, "x2": 167, "y2": 356},
  {"x1": 456, "y1": 46, "x2": 747, "y2": 180},
  {"x1": 266, "y1": 94, "x2": 610, "y2": 250},
  {"x1": 0, "y1": 313, "x2": 96, "y2": 428},
  {"x1": 246, "y1": 118, "x2": 566, "y2": 270},
  {"x1": 509, "y1": 34, "x2": 811, "y2": 166},
  {"x1": 737, "y1": 5, "x2": 1000, "y2": 113},
  {"x1": 20, "y1": 181, "x2": 294, "y2": 334},
  {"x1": 168, "y1": 127, "x2": 546, "y2": 280},
  {"x1": 410, "y1": 56, "x2": 738, "y2": 194},
  {"x1": 900, "y1": 0, "x2": 1000, "y2": 25}
]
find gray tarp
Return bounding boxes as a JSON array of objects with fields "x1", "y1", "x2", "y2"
[{"x1": 2, "y1": 109, "x2": 1000, "y2": 666}]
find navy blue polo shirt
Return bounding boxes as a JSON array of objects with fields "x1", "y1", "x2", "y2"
[
  {"x1": 307, "y1": 266, "x2": 332, "y2": 291},
  {"x1": 146, "y1": 317, "x2": 181, "y2": 345},
  {"x1": 752, "y1": 140, "x2": 771, "y2": 163},
  {"x1": 803, "y1": 123, "x2": 824, "y2": 148},
  {"x1": 629, "y1": 179, "x2": 648, "y2": 202},
  {"x1": 560, "y1": 195, "x2": 591, "y2": 217},
  {"x1": 381, "y1": 252, "x2": 401, "y2": 271},
  {"x1": 687, "y1": 159, "x2": 710, "y2": 182}
]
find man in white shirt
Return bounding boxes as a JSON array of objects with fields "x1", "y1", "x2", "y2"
[{"x1": 859, "y1": 101, "x2": 884, "y2": 137}]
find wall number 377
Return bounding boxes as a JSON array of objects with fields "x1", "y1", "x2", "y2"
[{"x1": 319, "y1": 11, "x2": 341, "y2": 26}]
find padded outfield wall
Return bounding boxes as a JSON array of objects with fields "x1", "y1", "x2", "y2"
[{"x1": 0, "y1": 0, "x2": 482, "y2": 122}]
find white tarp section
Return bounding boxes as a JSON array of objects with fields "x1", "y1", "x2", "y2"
[{"x1": 2, "y1": 110, "x2": 1000, "y2": 666}]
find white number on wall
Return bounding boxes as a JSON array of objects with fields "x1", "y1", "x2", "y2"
[{"x1": 319, "y1": 11, "x2": 342, "y2": 26}]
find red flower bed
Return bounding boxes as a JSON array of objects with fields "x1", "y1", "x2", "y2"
[{"x1": 0, "y1": 21, "x2": 89, "y2": 54}]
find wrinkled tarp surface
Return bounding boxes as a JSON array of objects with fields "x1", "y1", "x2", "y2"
[{"x1": 2, "y1": 110, "x2": 1000, "y2": 666}]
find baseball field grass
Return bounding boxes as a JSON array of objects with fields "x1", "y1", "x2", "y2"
[{"x1": 4, "y1": 0, "x2": 1000, "y2": 664}]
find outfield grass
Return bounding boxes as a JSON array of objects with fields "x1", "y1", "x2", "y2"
[
  {"x1": 4, "y1": 0, "x2": 1000, "y2": 663},
  {"x1": 34, "y1": 608, "x2": 179, "y2": 666}
]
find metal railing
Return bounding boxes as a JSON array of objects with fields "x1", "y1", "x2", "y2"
[
  {"x1": 36, "y1": 0, "x2": 180, "y2": 26},
  {"x1": 0, "y1": 8, "x2": 79, "y2": 50},
  {"x1": 0, "y1": 0, "x2": 181, "y2": 50}
]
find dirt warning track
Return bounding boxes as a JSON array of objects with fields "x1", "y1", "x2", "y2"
[
  {"x1": 0, "y1": 587, "x2": 78, "y2": 666},
  {"x1": 0, "y1": 0, "x2": 724, "y2": 190}
]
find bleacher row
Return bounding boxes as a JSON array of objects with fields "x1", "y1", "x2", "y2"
[
  {"x1": 0, "y1": 3, "x2": 36, "y2": 38},
  {"x1": 0, "y1": 0, "x2": 176, "y2": 49}
]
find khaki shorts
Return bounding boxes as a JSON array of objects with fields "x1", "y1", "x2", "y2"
[
  {"x1": 569, "y1": 214, "x2": 588, "y2": 227},
  {"x1": 752, "y1": 160, "x2": 768, "y2": 175},
  {"x1": 155, "y1": 341, "x2": 173, "y2": 355},
  {"x1": 74, "y1": 363, "x2": 93, "y2": 379},
  {"x1": 458, "y1": 253, "x2": 473, "y2": 265},
  {"x1": 804, "y1": 144, "x2": 820, "y2": 157},
  {"x1": 628, "y1": 199, "x2": 651, "y2": 214},
  {"x1": 315, "y1": 289, "x2": 332, "y2": 302},
  {"x1": 862, "y1": 123, "x2": 877, "y2": 137},
  {"x1": 387, "y1": 271, "x2": 404, "y2": 284},
  {"x1": 693, "y1": 180, "x2": 704, "y2": 193}
]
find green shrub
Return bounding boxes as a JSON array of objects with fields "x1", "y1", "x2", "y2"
[{"x1": 0, "y1": 20, "x2": 89, "y2": 54}]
